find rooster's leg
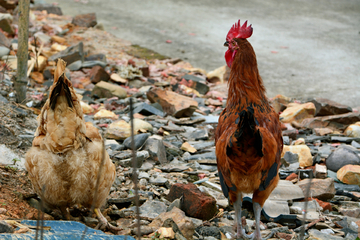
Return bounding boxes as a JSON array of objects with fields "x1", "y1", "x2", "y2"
[
  {"x1": 233, "y1": 193, "x2": 252, "y2": 239},
  {"x1": 251, "y1": 202, "x2": 262, "y2": 240},
  {"x1": 94, "y1": 208, "x2": 122, "y2": 231}
]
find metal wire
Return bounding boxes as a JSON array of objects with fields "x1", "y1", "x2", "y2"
[
  {"x1": 130, "y1": 97, "x2": 141, "y2": 240},
  {"x1": 300, "y1": 173, "x2": 313, "y2": 240}
]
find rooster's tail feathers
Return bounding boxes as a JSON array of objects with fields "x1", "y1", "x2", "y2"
[{"x1": 49, "y1": 74, "x2": 74, "y2": 110}]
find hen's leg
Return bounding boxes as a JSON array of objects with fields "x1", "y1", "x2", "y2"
[
  {"x1": 94, "y1": 208, "x2": 122, "y2": 231},
  {"x1": 233, "y1": 193, "x2": 252, "y2": 239}
]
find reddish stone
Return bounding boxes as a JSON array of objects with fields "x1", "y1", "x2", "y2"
[
  {"x1": 313, "y1": 198, "x2": 332, "y2": 211},
  {"x1": 166, "y1": 183, "x2": 218, "y2": 220},
  {"x1": 89, "y1": 66, "x2": 110, "y2": 84},
  {"x1": 285, "y1": 173, "x2": 298, "y2": 181}
]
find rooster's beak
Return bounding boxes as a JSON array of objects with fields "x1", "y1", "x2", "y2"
[{"x1": 224, "y1": 41, "x2": 229, "y2": 47}]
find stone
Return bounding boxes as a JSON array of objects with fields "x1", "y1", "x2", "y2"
[
  {"x1": 308, "y1": 229, "x2": 343, "y2": 240},
  {"x1": 326, "y1": 145, "x2": 360, "y2": 172},
  {"x1": 93, "y1": 109, "x2": 118, "y2": 120},
  {"x1": 85, "y1": 53, "x2": 106, "y2": 63},
  {"x1": 345, "y1": 122, "x2": 360, "y2": 137},
  {"x1": 314, "y1": 198, "x2": 332, "y2": 211},
  {"x1": 0, "y1": 29, "x2": 9, "y2": 47},
  {"x1": 315, "y1": 164, "x2": 327, "y2": 179},
  {"x1": 206, "y1": 65, "x2": 226, "y2": 83},
  {"x1": 314, "y1": 127, "x2": 334, "y2": 136},
  {"x1": 143, "y1": 137, "x2": 168, "y2": 164},
  {"x1": 322, "y1": 112, "x2": 360, "y2": 127},
  {"x1": 339, "y1": 208, "x2": 360, "y2": 218},
  {"x1": 290, "y1": 200, "x2": 322, "y2": 220},
  {"x1": 48, "y1": 42, "x2": 84, "y2": 65},
  {"x1": 133, "y1": 118, "x2": 153, "y2": 132},
  {"x1": 166, "y1": 183, "x2": 218, "y2": 220},
  {"x1": 133, "y1": 102, "x2": 164, "y2": 117},
  {"x1": 123, "y1": 133, "x2": 149, "y2": 150},
  {"x1": 0, "y1": 46, "x2": 9, "y2": 57},
  {"x1": 110, "y1": 73, "x2": 127, "y2": 84},
  {"x1": 117, "y1": 151, "x2": 148, "y2": 168},
  {"x1": 82, "y1": 60, "x2": 106, "y2": 68},
  {"x1": 296, "y1": 178, "x2": 336, "y2": 201},
  {"x1": 34, "y1": 55, "x2": 48, "y2": 72},
  {"x1": 279, "y1": 102, "x2": 316, "y2": 124},
  {"x1": 0, "y1": 220, "x2": 13, "y2": 233},
  {"x1": 156, "y1": 227, "x2": 175, "y2": 239},
  {"x1": 180, "y1": 74, "x2": 209, "y2": 95},
  {"x1": 337, "y1": 165, "x2": 360, "y2": 186},
  {"x1": 310, "y1": 98, "x2": 352, "y2": 116},
  {"x1": 149, "y1": 176, "x2": 169, "y2": 186},
  {"x1": 149, "y1": 207, "x2": 199, "y2": 239},
  {"x1": 147, "y1": 87, "x2": 198, "y2": 118},
  {"x1": 181, "y1": 142, "x2": 197, "y2": 153},
  {"x1": 0, "y1": 144, "x2": 25, "y2": 169},
  {"x1": 0, "y1": 94, "x2": 8, "y2": 104},
  {"x1": 334, "y1": 182, "x2": 360, "y2": 192},
  {"x1": 30, "y1": 72, "x2": 44, "y2": 84},
  {"x1": 137, "y1": 199, "x2": 167, "y2": 220},
  {"x1": 282, "y1": 145, "x2": 313, "y2": 168},
  {"x1": 89, "y1": 65, "x2": 110, "y2": 84},
  {"x1": 72, "y1": 13, "x2": 97, "y2": 28},
  {"x1": 92, "y1": 81, "x2": 127, "y2": 99},
  {"x1": 66, "y1": 60, "x2": 82, "y2": 71},
  {"x1": 183, "y1": 151, "x2": 216, "y2": 161},
  {"x1": 32, "y1": 4, "x2": 63, "y2": 15},
  {"x1": 182, "y1": 128, "x2": 209, "y2": 141},
  {"x1": 271, "y1": 94, "x2": 292, "y2": 113},
  {"x1": 0, "y1": 18, "x2": 13, "y2": 35},
  {"x1": 105, "y1": 120, "x2": 132, "y2": 140},
  {"x1": 80, "y1": 101, "x2": 94, "y2": 114},
  {"x1": 195, "y1": 226, "x2": 221, "y2": 239}
]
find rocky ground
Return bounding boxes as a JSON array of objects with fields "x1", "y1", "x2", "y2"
[{"x1": 0, "y1": 2, "x2": 360, "y2": 240}]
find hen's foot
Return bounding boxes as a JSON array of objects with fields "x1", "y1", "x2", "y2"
[{"x1": 94, "y1": 208, "x2": 122, "y2": 232}]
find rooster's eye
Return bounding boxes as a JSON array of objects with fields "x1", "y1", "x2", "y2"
[{"x1": 224, "y1": 41, "x2": 229, "y2": 47}]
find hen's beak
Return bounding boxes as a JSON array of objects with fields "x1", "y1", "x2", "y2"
[{"x1": 224, "y1": 41, "x2": 229, "y2": 47}]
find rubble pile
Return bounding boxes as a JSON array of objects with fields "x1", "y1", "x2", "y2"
[{"x1": 0, "y1": 2, "x2": 359, "y2": 239}]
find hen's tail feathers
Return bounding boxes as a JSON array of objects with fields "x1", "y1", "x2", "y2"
[
  {"x1": 49, "y1": 73, "x2": 74, "y2": 110},
  {"x1": 226, "y1": 106, "x2": 263, "y2": 159}
]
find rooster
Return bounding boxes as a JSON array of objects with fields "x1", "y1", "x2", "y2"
[
  {"x1": 215, "y1": 20, "x2": 283, "y2": 239},
  {"x1": 25, "y1": 59, "x2": 120, "y2": 231}
]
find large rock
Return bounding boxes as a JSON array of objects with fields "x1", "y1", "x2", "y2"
[
  {"x1": 148, "y1": 207, "x2": 199, "y2": 239},
  {"x1": 0, "y1": 29, "x2": 9, "y2": 47},
  {"x1": 279, "y1": 102, "x2": 316, "y2": 124},
  {"x1": 326, "y1": 145, "x2": 360, "y2": 172},
  {"x1": 166, "y1": 183, "x2": 218, "y2": 220},
  {"x1": 282, "y1": 145, "x2": 313, "y2": 168},
  {"x1": 296, "y1": 178, "x2": 336, "y2": 201},
  {"x1": 310, "y1": 98, "x2": 352, "y2": 116},
  {"x1": 72, "y1": 13, "x2": 97, "y2": 28},
  {"x1": 344, "y1": 122, "x2": 360, "y2": 137},
  {"x1": 92, "y1": 81, "x2": 127, "y2": 99},
  {"x1": 48, "y1": 42, "x2": 84, "y2": 65},
  {"x1": 206, "y1": 65, "x2": 226, "y2": 83},
  {"x1": 147, "y1": 87, "x2": 198, "y2": 118},
  {"x1": 337, "y1": 165, "x2": 360, "y2": 186}
]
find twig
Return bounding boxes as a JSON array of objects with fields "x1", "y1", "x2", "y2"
[
  {"x1": 130, "y1": 97, "x2": 141, "y2": 240},
  {"x1": 35, "y1": 185, "x2": 45, "y2": 240}
]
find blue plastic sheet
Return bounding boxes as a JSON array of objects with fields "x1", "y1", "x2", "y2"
[{"x1": 0, "y1": 220, "x2": 135, "y2": 240}]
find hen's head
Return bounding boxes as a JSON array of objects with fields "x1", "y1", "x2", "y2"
[{"x1": 224, "y1": 20, "x2": 253, "y2": 68}]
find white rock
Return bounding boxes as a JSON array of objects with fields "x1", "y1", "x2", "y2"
[{"x1": 0, "y1": 144, "x2": 26, "y2": 169}]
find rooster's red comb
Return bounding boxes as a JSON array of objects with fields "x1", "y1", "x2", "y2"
[{"x1": 226, "y1": 20, "x2": 253, "y2": 42}]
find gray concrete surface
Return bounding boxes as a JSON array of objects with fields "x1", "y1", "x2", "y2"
[{"x1": 44, "y1": 0, "x2": 360, "y2": 107}]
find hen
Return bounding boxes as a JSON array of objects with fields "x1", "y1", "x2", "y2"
[
  {"x1": 215, "y1": 20, "x2": 283, "y2": 239},
  {"x1": 25, "y1": 59, "x2": 119, "y2": 230}
]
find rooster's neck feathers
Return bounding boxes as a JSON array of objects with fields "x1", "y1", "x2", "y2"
[{"x1": 226, "y1": 39, "x2": 266, "y2": 107}]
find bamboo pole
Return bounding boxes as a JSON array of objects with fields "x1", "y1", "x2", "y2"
[{"x1": 15, "y1": 0, "x2": 30, "y2": 103}]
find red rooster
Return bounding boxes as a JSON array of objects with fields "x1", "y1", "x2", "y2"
[{"x1": 215, "y1": 20, "x2": 283, "y2": 239}]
